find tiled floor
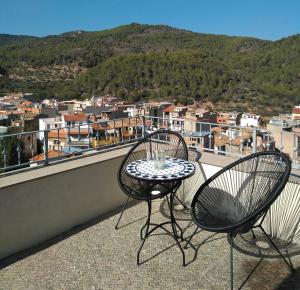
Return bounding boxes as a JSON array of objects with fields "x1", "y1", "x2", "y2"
[{"x1": 1, "y1": 200, "x2": 300, "y2": 290}]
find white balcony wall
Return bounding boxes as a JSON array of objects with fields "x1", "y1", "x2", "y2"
[
  {"x1": 0, "y1": 149, "x2": 299, "y2": 261},
  {"x1": 0, "y1": 148, "x2": 130, "y2": 259}
]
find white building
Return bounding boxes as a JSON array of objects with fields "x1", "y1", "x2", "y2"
[
  {"x1": 240, "y1": 114, "x2": 260, "y2": 127},
  {"x1": 61, "y1": 114, "x2": 91, "y2": 149},
  {"x1": 38, "y1": 117, "x2": 64, "y2": 141},
  {"x1": 42, "y1": 99, "x2": 58, "y2": 108},
  {"x1": 73, "y1": 100, "x2": 92, "y2": 112},
  {"x1": 292, "y1": 105, "x2": 300, "y2": 121}
]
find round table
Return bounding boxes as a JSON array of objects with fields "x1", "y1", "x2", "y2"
[
  {"x1": 125, "y1": 157, "x2": 196, "y2": 266},
  {"x1": 126, "y1": 157, "x2": 195, "y2": 182}
]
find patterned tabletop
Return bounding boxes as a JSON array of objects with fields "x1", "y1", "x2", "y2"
[{"x1": 126, "y1": 158, "x2": 195, "y2": 181}]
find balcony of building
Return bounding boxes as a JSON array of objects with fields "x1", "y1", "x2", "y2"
[{"x1": 1, "y1": 144, "x2": 300, "y2": 289}]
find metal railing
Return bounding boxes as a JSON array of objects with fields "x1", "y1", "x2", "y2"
[
  {"x1": 145, "y1": 116, "x2": 299, "y2": 169},
  {"x1": 0, "y1": 116, "x2": 145, "y2": 173},
  {"x1": 0, "y1": 115, "x2": 299, "y2": 175},
  {"x1": 145, "y1": 116, "x2": 271, "y2": 154}
]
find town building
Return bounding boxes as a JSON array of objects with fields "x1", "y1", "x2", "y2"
[
  {"x1": 240, "y1": 113, "x2": 260, "y2": 127},
  {"x1": 184, "y1": 108, "x2": 217, "y2": 133},
  {"x1": 292, "y1": 105, "x2": 300, "y2": 121}
]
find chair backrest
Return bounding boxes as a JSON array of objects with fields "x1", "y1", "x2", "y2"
[
  {"x1": 118, "y1": 130, "x2": 188, "y2": 198},
  {"x1": 176, "y1": 150, "x2": 204, "y2": 208},
  {"x1": 192, "y1": 151, "x2": 291, "y2": 232}
]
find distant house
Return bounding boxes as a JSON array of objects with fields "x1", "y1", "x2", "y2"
[
  {"x1": 240, "y1": 113, "x2": 260, "y2": 127},
  {"x1": 184, "y1": 108, "x2": 217, "y2": 132},
  {"x1": 41, "y1": 107, "x2": 59, "y2": 118},
  {"x1": 267, "y1": 121, "x2": 300, "y2": 163},
  {"x1": 99, "y1": 109, "x2": 128, "y2": 120},
  {"x1": 162, "y1": 105, "x2": 187, "y2": 131},
  {"x1": 83, "y1": 106, "x2": 113, "y2": 116},
  {"x1": 42, "y1": 99, "x2": 58, "y2": 108},
  {"x1": 38, "y1": 117, "x2": 64, "y2": 141},
  {"x1": 62, "y1": 113, "x2": 89, "y2": 127},
  {"x1": 213, "y1": 127, "x2": 275, "y2": 156},
  {"x1": 292, "y1": 105, "x2": 300, "y2": 121},
  {"x1": 122, "y1": 104, "x2": 145, "y2": 117},
  {"x1": 22, "y1": 93, "x2": 37, "y2": 103},
  {"x1": 62, "y1": 114, "x2": 91, "y2": 150},
  {"x1": 217, "y1": 112, "x2": 242, "y2": 126},
  {"x1": 47, "y1": 130, "x2": 68, "y2": 152}
]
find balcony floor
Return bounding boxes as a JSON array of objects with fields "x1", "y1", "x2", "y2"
[{"x1": 1, "y1": 200, "x2": 300, "y2": 289}]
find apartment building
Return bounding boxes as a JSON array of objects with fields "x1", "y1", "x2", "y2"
[{"x1": 184, "y1": 108, "x2": 217, "y2": 132}]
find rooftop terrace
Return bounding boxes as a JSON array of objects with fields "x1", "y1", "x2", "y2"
[
  {"x1": 0, "y1": 148, "x2": 300, "y2": 289},
  {"x1": 1, "y1": 200, "x2": 300, "y2": 289}
]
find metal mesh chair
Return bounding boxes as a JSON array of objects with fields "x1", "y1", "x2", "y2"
[
  {"x1": 190, "y1": 151, "x2": 293, "y2": 289},
  {"x1": 116, "y1": 129, "x2": 189, "y2": 264},
  {"x1": 115, "y1": 129, "x2": 188, "y2": 227}
]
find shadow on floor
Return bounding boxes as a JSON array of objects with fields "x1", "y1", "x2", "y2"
[
  {"x1": 275, "y1": 267, "x2": 300, "y2": 289},
  {"x1": 232, "y1": 230, "x2": 300, "y2": 259}
]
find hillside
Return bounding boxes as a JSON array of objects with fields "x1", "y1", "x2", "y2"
[{"x1": 0, "y1": 23, "x2": 299, "y2": 114}]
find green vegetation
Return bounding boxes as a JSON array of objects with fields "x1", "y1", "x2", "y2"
[
  {"x1": 0, "y1": 23, "x2": 299, "y2": 114},
  {"x1": 0, "y1": 128, "x2": 26, "y2": 170}
]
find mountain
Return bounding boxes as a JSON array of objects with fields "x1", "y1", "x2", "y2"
[
  {"x1": 0, "y1": 23, "x2": 299, "y2": 115},
  {"x1": 0, "y1": 34, "x2": 38, "y2": 47}
]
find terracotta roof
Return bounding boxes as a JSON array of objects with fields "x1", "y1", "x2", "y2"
[
  {"x1": 292, "y1": 107, "x2": 300, "y2": 114},
  {"x1": 48, "y1": 131, "x2": 67, "y2": 138},
  {"x1": 63, "y1": 114, "x2": 88, "y2": 122},
  {"x1": 163, "y1": 105, "x2": 176, "y2": 113},
  {"x1": 68, "y1": 129, "x2": 90, "y2": 135},
  {"x1": 21, "y1": 100, "x2": 33, "y2": 106},
  {"x1": 32, "y1": 150, "x2": 65, "y2": 161},
  {"x1": 110, "y1": 118, "x2": 142, "y2": 128},
  {"x1": 48, "y1": 129, "x2": 90, "y2": 138},
  {"x1": 92, "y1": 123, "x2": 112, "y2": 131}
]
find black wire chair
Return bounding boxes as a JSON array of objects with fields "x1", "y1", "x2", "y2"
[
  {"x1": 189, "y1": 151, "x2": 293, "y2": 289},
  {"x1": 115, "y1": 130, "x2": 188, "y2": 229},
  {"x1": 116, "y1": 130, "x2": 190, "y2": 265}
]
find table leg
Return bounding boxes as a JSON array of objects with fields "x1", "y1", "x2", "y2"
[
  {"x1": 169, "y1": 189, "x2": 187, "y2": 266},
  {"x1": 137, "y1": 198, "x2": 152, "y2": 265}
]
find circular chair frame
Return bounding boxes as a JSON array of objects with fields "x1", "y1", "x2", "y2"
[{"x1": 191, "y1": 151, "x2": 291, "y2": 234}]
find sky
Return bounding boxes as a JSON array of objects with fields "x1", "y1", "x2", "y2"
[{"x1": 0, "y1": 0, "x2": 299, "y2": 40}]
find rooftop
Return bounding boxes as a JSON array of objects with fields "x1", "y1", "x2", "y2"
[
  {"x1": 1, "y1": 200, "x2": 300, "y2": 289},
  {"x1": 0, "y1": 124, "x2": 300, "y2": 289},
  {"x1": 63, "y1": 114, "x2": 88, "y2": 122}
]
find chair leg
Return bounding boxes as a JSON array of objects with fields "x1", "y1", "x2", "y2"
[
  {"x1": 184, "y1": 225, "x2": 198, "y2": 249},
  {"x1": 251, "y1": 229, "x2": 256, "y2": 240},
  {"x1": 230, "y1": 235, "x2": 234, "y2": 290},
  {"x1": 140, "y1": 220, "x2": 147, "y2": 240},
  {"x1": 259, "y1": 225, "x2": 295, "y2": 272},
  {"x1": 115, "y1": 196, "x2": 130, "y2": 229}
]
